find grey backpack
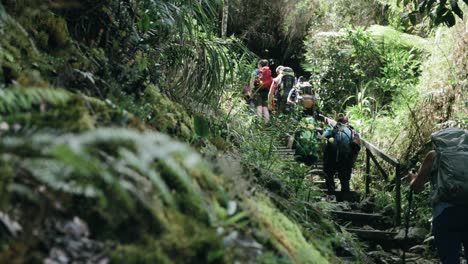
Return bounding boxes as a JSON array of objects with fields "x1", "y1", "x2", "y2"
[{"x1": 431, "y1": 128, "x2": 468, "y2": 205}]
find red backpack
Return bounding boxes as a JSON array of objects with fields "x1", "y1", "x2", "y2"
[{"x1": 256, "y1": 66, "x2": 273, "y2": 90}]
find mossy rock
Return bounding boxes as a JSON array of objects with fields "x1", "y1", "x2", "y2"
[
  {"x1": 249, "y1": 194, "x2": 330, "y2": 264},
  {"x1": 34, "y1": 12, "x2": 70, "y2": 50},
  {"x1": 38, "y1": 13, "x2": 69, "y2": 48},
  {"x1": 145, "y1": 86, "x2": 195, "y2": 140},
  {"x1": 17, "y1": 70, "x2": 49, "y2": 87},
  {"x1": 256, "y1": 251, "x2": 293, "y2": 264},
  {"x1": 210, "y1": 136, "x2": 231, "y2": 151},
  {"x1": 111, "y1": 217, "x2": 224, "y2": 264},
  {"x1": 111, "y1": 244, "x2": 172, "y2": 264}
]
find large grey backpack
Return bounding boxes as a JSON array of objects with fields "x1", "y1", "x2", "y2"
[{"x1": 431, "y1": 128, "x2": 468, "y2": 205}]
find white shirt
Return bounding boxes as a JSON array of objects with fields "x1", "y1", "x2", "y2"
[{"x1": 273, "y1": 74, "x2": 283, "y2": 86}]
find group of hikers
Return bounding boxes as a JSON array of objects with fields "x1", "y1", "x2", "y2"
[
  {"x1": 246, "y1": 58, "x2": 468, "y2": 264},
  {"x1": 246, "y1": 59, "x2": 360, "y2": 197},
  {"x1": 246, "y1": 59, "x2": 319, "y2": 122},
  {"x1": 245, "y1": 59, "x2": 362, "y2": 200}
]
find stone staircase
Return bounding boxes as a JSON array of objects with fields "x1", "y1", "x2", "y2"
[{"x1": 272, "y1": 145, "x2": 411, "y2": 263}]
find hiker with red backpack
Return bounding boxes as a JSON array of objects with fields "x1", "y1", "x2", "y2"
[
  {"x1": 408, "y1": 128, "x2": 468, "y2": 264},
  {"x1": 249, "y1": 59, "x2": 273, "y2": 122}
]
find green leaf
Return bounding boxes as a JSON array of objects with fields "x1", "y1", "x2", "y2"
[
  {"x1": 224, "y1": 212, "x2": 248, "y2": 226},
  {"x1": 207, "y1": 250, "x2": 224, "y2": 262},
  {"x1": 4, "y1": 52, "x2": 14, "y2": 62},
  {"x1": 194, "y1": 115, "x2": 210, "y2": 138},
  {"x1": 139, "y1": 14, "x2": 151, "y2": 33}
]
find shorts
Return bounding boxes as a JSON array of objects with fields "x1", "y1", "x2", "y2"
[{"x1": 254, "y1": 89, "x2": 269, "y2": 107}]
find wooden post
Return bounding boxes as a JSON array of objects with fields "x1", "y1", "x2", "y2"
[
  {"x1": 395, "y1": 164, "x2": 401, "y2": 226},
  {"x1": 365, "y1": 149, "x2": 370, "y2": 196}
]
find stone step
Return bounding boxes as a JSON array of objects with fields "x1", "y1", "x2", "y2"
[
  {"x1": 310, "y1": 163, "x2": 324, "y2": 167},
  {"x1": 276, "y1": 151, "x2": 294, "y2": 155},
  {"x1": 346, "y1": 228, "x2": 397, "y2": 241},
  {"x1": 274, "y1": 149, "x2": 295, "y2": 153},
  {"x1": 309, "y1": 179, "x2": 326, "y2": 186},
  {"x1": 304, "y1": 169, "x2": 326, "y2": 178},
  {"x1": 274, "y1": 147, "x2": 294, "y2": 151},
  {"x1": 319, "y1": 190, "x2": 360, "y2": 202},
  {"x1": 329, "y1": 210, "x2": 383, "y2": 223},
  {"x1": 275, "y1": 145, "x2": 291, "y2": 149},
  {"x1": 308, "y1": 179, "x2": 339, "y2": 188}
]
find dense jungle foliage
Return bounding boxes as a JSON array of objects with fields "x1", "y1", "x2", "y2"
[{"x1": 0, "y1": 0, "x2": 466, "y2": 263}]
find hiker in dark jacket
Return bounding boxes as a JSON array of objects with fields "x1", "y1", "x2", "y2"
[
  {"x1": 408, "y1": 128, "x2": 468, "y2": 264},
  {"x1": 322, "y1": 113, "x2": 355, "y2": 195}
]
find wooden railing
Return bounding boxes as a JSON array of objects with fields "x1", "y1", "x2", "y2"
[{"x1": 318, "y1": 115, "x2": 402, "y2": 225}]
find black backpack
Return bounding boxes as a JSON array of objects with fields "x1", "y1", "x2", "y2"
[
  {"x1": 277, "y1": 67, "x2": 295, "y2": 101},
  {"x1": 302, "y1": 85, "x2": 314, "y2": 95}
]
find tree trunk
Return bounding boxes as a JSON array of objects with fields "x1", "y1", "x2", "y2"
[{"x1": 221, "y1": 0, "x2": 229, "y2": 38}]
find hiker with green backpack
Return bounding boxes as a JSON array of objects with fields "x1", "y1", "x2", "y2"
[
  {"x1": 293, "y1": 116, "x2": 321, "y2": 166},
  {"x1": 268, "y1": 66, "x2": 296, "y2": 114},
  {"x1": 408, "y1": 128, "x2": 468, "y2": 264}
]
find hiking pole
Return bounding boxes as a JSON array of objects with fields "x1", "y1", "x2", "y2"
[{"x1": 402, "y1": 189, "x2": 414, "y2": 264}]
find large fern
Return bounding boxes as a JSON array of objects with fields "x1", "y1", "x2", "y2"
[{"x1": 1, "y1": 128, "x2": 223, "y2": 224}]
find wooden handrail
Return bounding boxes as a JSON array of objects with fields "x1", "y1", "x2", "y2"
[
  {"x1": 318, "y1": 114, "x2": 402, "y2": 225},
  {"x1": 361, "y1": 139, "x2": 399, "y2": 167}
]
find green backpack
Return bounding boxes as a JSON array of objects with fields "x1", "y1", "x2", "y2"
[
  {"x1": 294, "y1": 117, "x2": 320, "y2": 166},
  {"x1": 431, "y1": 128, "x2": 468, "y2": 206}
]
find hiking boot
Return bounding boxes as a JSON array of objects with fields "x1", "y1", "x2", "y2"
[{"x1": 325, "y1": 194, "x2": 336, "y2": 202}]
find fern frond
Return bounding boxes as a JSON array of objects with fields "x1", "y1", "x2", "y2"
[
  {"x1": 1, "y1": 128, "x2": 224, "y2": 223},
  {"x1": 0, "y1": 87, "x2": 72, "y2": 114}
]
